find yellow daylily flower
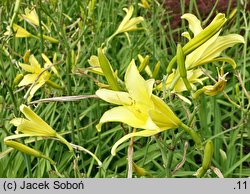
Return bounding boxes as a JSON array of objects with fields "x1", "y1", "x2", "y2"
[
  {"x1": 166, "y1": 69, "x2": 207, "y2": 93},
  {"x1": 5, "y1": 23, "x2": 58, "y2": 43},
  {"x1": 21, "y1": 8, "x2": 39, "y2": 26},
  {"x1": 87, "y1": 55, "x2": 104, "y2": 76},
  {"x1": 10, "y1": 104, "x2": 72, "y2": 151},
  {"x1": 181, "y1": 13, "x2": 245, "y2": 70},
  {"x1": 5, "y1": 23, "x2": 32, "y2": 37},
  {"x1": 18, "y1": 54, "x2": 51, "y2": 101},
  {"x1": 138, "y1": 0, "x2": 150, "y2": 9},
  {"x1": 163, "y1": 13, "x2": 244, "y2": 96},
  {"x1": 41, "y1": 53, "x2": 59, "y2": 77},
  {"x1": 157, "y1": 68, "x2": 207, "y2": 96},
  {"x1": 96, "y1": 59, "x2": 158, "y2": 131},
  {"x1": 96, "y1": 60, "x2": 201, "y2": 155},
  {"x1": 167, "y1": 13, "x2": 227, "y2": 74},
  {"x1": 115, "y1": 6, "x2": 144, "y2": 34},
  {"x1": 108, "y1": 6, "x2": 144, "y2": 42}
]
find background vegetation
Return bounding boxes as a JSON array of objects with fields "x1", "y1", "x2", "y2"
[{"x1": 0, "y1": 0, "x2": 249, "y2": 178}]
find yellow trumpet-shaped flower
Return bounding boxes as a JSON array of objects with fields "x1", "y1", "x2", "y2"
[
  {"x1": 96, "y1": 59, "x2": 159, "y2": 131},
  {"x1": 18, "y1": 54, "x2": 59, "y2": 101},
  {"x1": 21, "y1": 8, "x2": 39, "y2": 26},
  {"x1": 138, "y1": 0, "x2": 150, "y2": 9},
  {"x1": 5, "y1": 22, "x2": 58, "y2": 43},
  {"x1": 165, "y1": 68, "x2": 207, "y2": 93},
  {"x1": 10, "y1": 104, "x2": 72, "y2": 151},
  {"x1": 87, "y1": 55, "x2": 104, "y2": 75},
  {"x1": 4, "y1": 23, "x2": 32, "y2": 37},
  {"x1": 181, "y1": 13, "x2": 245, "y2": 70},
  {"x1": 96, "y1": 60, "x2": 201, "y2": 155},
  {"x1": 115, "y1": 6, "x2": 144, "y2": 35},
  {"x1": 108, "y1": 6, "x2": 144, "y2": 43},
  {"x1": 163, "y1": 13, "x2": 244, "y2": 96}
]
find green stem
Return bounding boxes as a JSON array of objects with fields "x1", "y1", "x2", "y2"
[
  {"x1": 165, "y1": 131, "x2": 176, "y2": 178},
  {"x1": 180, "y1": 123, "x2": 202, "y2": 149},
  {"x1": 56, "y1": 133, "x2": 73, "y2": 152},
  {"x1": 38, "y1": 0, "x2": 44, "y2": 66}
]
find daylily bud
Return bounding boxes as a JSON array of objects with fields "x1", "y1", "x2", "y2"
[
  {"x1": 98, "y1": 48, "x2": 120, "y2": 91},
  {"x1": 5, "y1": 140, "x2": 56, "y2": 165},
  {"x1": 195, "y1": 140, "x2": 213, "y2": 177},
  {"x1": 152, "y1": 61, "x2": 161, "y2": 79},
  {"x1": 177, "y1": 44, "x2": 186, "y2": 78},
  {"x1": 40, "y1": 34, "x2": 59, "y2": 43},
  {"x1": 46, "y1": 80, "x2": 63, "y2": 90},
  {"x1": 183, "y1": 13, "x2": 227, "y2": 54},
  {"x1": 179, "y1": 123, "x2": 202, "y2": 149},
  {"x1": 23, "y1": 50, "x2": 31, "y2": 63},
  {"x1": 202, "y1": 140, "x2": 213, "y2": 170},
  {"x1": 219, "y1": 149, "x2": 227, "y2": 165},
  {"x1": 138, "y1": 55, "x2": 150, "y2": 72},
  {"x1": 13, "y1": 73, "x2": 24, "y2": 87},
  {"x1": 132, "y1": 162, "x2": 151, "y2": 177},
  {"x1": 177, "y1": 44, "x2": 192, "y2": 91}
]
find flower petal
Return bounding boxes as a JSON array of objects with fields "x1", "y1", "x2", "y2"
[
  {"x1": 22, "y1": 8, "x2": 39, "y2": 26},
  {"x1": 96, "y1": 106, "x2": 158, "y2": 132},
  {"x1": 151, "y1": 95, "x2": 181, "y2": 126},
  {"x1": 12, "y1": 24, "x2": 32, "y2": 37},
  {"x1": 111, "y1": 129, "x2": 159, "y2": 155},
  {"x1": 19, "y1": 104, "x2": 56, "y2": 135},
  {"x1": 18, "y1": 74, "x2": 37, "y2": 86},
  {"x1": 186, "y1": 31, "x2": 220, "y2": 69},
  {"x1": 19, "y1": 63, "x2": 38, "y2": 73},
  {"x1": 42, "y1": 53, "x2": 59, "y2": 76},
  {"x1": 96, "y1": 89, "x2": 132, "y2": 106},
  {"x1": 16, "y1": 120, "x2": 54, "y2": 136},
  {"x1": 117, "y1": 6, "x2": 134, "y2": 33},
  {"x1": 29, "y1": 55, "x2": 41, "y2": 70},
  {"x1": 125, "y1": 60, "x2": 153, "y2": 104},
  {"x1": 28, "y1": 81, "x2": 46, "y2": 101},
  {"x1": 10, "y1": 118, "x2": 29, "y2": 126},
  {"x1": 192, "y1": 34, "x2": 245, "y2": 67},
  {"x1": 181, "y1": 13, "x2": 203, "y2": 36}
]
